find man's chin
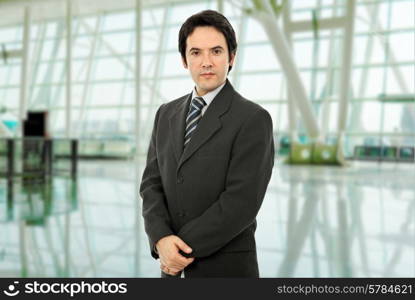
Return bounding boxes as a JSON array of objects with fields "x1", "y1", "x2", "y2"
[{"x1": 197, "y1": 82, "x2": 219, "y2": 92}]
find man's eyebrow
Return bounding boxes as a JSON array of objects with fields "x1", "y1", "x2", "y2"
[
  {"x1": 188, "y1": 47, "x2": 201, "y2": 52},
  {"x1": 188, "y1": 46, "x2": 224, "y2": 52}
]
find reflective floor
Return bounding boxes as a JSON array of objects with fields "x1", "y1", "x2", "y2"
[{"x1": 0, "y1": 159, "x2": 414, "y2": 277}]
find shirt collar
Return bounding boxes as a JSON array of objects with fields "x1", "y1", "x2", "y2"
[{"x1": 191, "y1": 80, "x2": 226, "y2": 107}]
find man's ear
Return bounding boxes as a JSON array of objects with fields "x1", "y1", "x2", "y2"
[
  {"x1": 182, "y1": 57, "x2": 188, "y2": 69},
  {"x1": 229, "y1": 52, "x2": 236, "y2": 67}
]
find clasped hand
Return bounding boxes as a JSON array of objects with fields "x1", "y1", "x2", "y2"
[{"x1": 156, "y1": 235, "x2": 194, "y2": 276}]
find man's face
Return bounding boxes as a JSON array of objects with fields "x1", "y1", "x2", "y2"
[{"x1": 182, "y1": 26, "x2": 235, "y2": 96}]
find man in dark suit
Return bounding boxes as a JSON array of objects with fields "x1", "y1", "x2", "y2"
[{"x1": 140, "y1": 10, "x2": 274, "y2": 278}]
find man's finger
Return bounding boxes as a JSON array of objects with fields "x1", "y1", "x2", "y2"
[
  {"x1": 165, "y1": 260, "x2": 188, "y2": 270},
  {"x1": 161, "y1": 263, "x2": 181, "y2": 273},
  {"x1": 162, "y1": 265, "x2": 180, "y2": 276},
  {"x1": 165, "y1": 254, "x2": 194, "y2": 269},
  {"x1": 172, "y1": 254, "x2": 194, "y2": 267},
  {"x1": 174, "y1": 237, "x2": 192, "y2": 254}
]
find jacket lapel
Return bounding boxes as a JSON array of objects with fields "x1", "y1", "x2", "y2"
[{"x1": 177, "y1": 79, "x2": 234, "y2": 171}]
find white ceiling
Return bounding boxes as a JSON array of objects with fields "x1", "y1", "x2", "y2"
[{"x1": 0, "y1": 0, "x2": 192, "y2": 27}]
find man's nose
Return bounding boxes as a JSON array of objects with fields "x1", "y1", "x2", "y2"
[{"x1": 201, "y1": 53, "x2": 213, "y2": 68}]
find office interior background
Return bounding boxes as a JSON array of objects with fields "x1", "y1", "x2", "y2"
[{"x1": 0, "y1": 0, "x2": 413, "y2": 277}]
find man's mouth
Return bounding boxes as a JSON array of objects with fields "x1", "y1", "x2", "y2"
[{"x1": 200, "y1": 73, "x2": 215, "y2": 77}]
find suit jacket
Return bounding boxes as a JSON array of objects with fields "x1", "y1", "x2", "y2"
[{"x1": 140, "y1": 79, "x2": 274, "y2": 265}]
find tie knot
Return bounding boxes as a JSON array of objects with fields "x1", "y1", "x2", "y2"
[{"x1": 191, "y1": 97, "x2": 206, "y2": 110}]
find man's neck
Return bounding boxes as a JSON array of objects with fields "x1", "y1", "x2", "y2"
[
  {"x1": 195, "y1": 80, "x2": 226, "y2": 96},
  {"x1": 196, "y1": 87, "x2": 209, "y2": 97}
]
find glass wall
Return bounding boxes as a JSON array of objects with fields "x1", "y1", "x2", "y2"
[{"x1": 0, "y1": 0, "x2": 413, "y2": 158}]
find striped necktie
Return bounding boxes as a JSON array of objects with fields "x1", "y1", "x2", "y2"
[{"x1": 184, "y1": 96, "x2": 206, "y2": 147}]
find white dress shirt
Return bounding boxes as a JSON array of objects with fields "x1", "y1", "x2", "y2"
[{"x1": 190, "y1": 81, "x2": 226, "y2": 117}]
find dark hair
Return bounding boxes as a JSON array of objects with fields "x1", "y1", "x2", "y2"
[{"x1": 178, "y1": 10, "x2": 237, "y2": 72}]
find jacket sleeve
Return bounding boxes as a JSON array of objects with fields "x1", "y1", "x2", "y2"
[
  {"x1": 140, "y1": 104, "x2": 174, "y2": 259},
  {"x1": 177, "y1": 108, "x2": 275, "y2": 258}
]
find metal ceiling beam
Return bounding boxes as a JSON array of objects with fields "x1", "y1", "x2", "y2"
[{"x1": 287, "y1": 16, "x2": 347, "y2": 33}]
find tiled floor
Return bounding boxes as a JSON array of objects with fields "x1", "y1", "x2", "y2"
[{"x1": 0, "y1": 159, "x2": 414, "y2": 277}]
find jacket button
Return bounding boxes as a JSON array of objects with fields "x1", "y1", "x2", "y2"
[
  {"x1": 178, "y1": 212, "x2": 186, "y2": 217},
  {"x1": 177, "y1": 176, "x2": 184, "y2": 184}
]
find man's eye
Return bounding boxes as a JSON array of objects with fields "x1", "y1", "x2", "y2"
[
  {"x1": 191, "y1": 51, "x2": 199, "y2": 56},
  {"x1": 213, "y1": 49, "x2": 222, "y2": 54}
]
